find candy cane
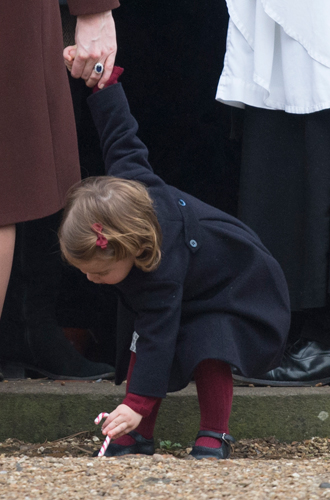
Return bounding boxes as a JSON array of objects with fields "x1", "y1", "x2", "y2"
[{"x1": 94, "y1": 412, "x2": 111, "y2": 457}]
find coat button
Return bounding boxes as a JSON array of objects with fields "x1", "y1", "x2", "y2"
[
  {"x1": 190, "y1": 239, "x2": 197, "y2": 248},
  {"x1": 178, "y1": 199, "x2": 186, "y2": 206}
]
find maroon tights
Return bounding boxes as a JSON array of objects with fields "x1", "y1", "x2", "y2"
[{"x1": 116, "y1": 354, "x2": 233, "y2": 448}]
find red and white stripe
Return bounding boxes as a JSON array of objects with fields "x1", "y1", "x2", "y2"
[{"x1": 94, "y1": 412, "x2": 111, "y2": 457}]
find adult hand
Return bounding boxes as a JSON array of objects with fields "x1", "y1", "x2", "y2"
[
  {"x1": 63, "y1": 10, "x2": 117, "y2": 89},
  {"x1": 101, "y1": 404, "x2": 143, "y2": 440}
]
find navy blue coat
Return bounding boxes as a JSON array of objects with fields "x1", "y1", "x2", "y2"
[{"x1": 87, "y1": 84, "x2": 290, "y2": 398}]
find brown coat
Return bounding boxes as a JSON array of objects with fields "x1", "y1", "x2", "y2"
[{"x1": 0, "y1": 0, "x2": 119, "y2": 225}]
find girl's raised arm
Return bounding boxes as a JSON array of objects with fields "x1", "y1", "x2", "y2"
[{"x1": 87, "y1": 84, "x2": 165, "y2": 189}]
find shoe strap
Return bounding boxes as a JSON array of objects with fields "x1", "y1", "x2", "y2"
[
  {"x1": 129, "y1": 430, "x2": 154, "y2": 444},
  {"x1": 196, "y1": 430, "x2": 235, "y2": 444}
]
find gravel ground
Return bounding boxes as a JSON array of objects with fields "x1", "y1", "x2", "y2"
[{"x1": 1, "y1": 436, "x2": 330, "y2": 498}]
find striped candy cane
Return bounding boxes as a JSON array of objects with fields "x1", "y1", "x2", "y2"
[{"x1": 94, "y1": 412, "x2": 111, "y2": 457}]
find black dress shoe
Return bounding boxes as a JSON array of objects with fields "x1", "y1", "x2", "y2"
[
  {"x1": 233, "y1": 338, "x2": 330, "y2": 386},
  {"x1": 93, "y1": 431, "x2": 155, "y2": 457},
  {"x1": 189, "y1": 431, "x2": 235, "y2": 460}
]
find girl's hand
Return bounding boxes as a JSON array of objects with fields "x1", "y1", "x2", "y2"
[
  {"x1": 101, "y1": 404, "x2": 143, "y2": 440},
  {"x1": 63, "y1": 45, "x2": 77, "y2": 73}
]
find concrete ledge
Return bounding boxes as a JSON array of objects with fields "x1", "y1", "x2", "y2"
[{"x1": 1, "y1": 380, "x2": 330, "y2": 444}]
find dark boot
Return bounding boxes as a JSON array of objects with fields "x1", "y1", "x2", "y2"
[
  {"x1": 232, "y1": 338, "x2": 330, "y2": 387},
  {"x1": 0, "y1": 213, "x2": 115, "y2": 380}
]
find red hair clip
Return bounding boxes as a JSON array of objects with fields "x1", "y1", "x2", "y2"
[{"x1": 91, "y1": 223, "x2": 108, "y2": 250}]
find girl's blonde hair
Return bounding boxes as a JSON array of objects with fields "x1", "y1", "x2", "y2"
[{"x1": 58, "y1": 176, "x2": 162, "y2": 272}]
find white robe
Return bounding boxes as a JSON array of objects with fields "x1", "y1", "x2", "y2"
[{"x1": 217, "y1": 0, "x2": 330, "y2": 114}]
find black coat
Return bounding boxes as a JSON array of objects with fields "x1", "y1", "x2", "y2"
[{"x1": 87, "y1": 84, "x2": 290, "y2": 398}]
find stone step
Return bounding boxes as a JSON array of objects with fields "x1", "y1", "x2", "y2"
[{"x1": 0, "y1": 380, "x2": 330, "y2": 445}]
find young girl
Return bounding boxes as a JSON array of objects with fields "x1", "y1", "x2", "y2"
[{"x1": 58, "y1": 67, "x2": 290, "y2": 459}]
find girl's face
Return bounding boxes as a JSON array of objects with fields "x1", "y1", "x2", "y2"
[{"x1": 77, "y1": 256, "x2": 136, "y2": 285}]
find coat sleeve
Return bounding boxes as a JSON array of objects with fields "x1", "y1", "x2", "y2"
[
  {"x1": 87, "y1": 83, "x2": 165, "y2": 189},
  {"x1": 117, "y1": 220, "x2": 190, "y2": 398},
  {"x1": 67, "y1": 0, "x2": 119, "y2": 16},
  {"x1": 125, "y1": 279, "x2": 184, "y2": 398}
]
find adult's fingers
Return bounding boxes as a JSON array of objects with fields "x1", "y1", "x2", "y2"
[
  {"x1": 70, "y1": 52, "x2": 94, "y2": 80},
  {"x1": 84, "y1": 58, "x2": 108, "y2": 88},
  {"x1": 92, "y1": 51, "x2": 115, "y2": 89},
  {"x1": 71, "y1": 53, "x2": 108, "y2": 88}
]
